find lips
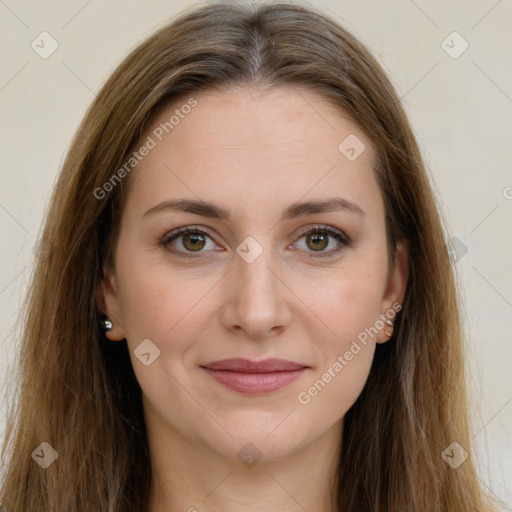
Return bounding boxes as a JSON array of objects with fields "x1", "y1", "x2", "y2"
[
  {"x1": 200, "y1": 358, "x2": 308, "y2": 394},
  {"x1": 200, "y1": 358, "x2": 307, "y2": 373}
]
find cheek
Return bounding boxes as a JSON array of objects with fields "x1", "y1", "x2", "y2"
[
  {"x1": 304, "y1": 265, "x2": 385, "y2": 349},
  {"x1": 114, "y1": 257, "x2": 213, "y2": 413},
  {"x1": 116, "y1": 267, "x2": 171, "y2": 340},
  {"x1": 114, "y1": 241, "x2": 180, "y2": 345},
  {"x1": 295, "y1": 279, "x2": 381, "y2": 422},
  {"x1": 295, "y1": 341, "x2": 375, "y2": 438},
  {"x1": 114, "y1": 245, "x2": 223, "y2": 366},
  {"x1": 295, "y1": 268, "x2": 384, "y2": 405}
]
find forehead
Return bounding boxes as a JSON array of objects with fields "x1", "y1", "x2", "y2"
[
  {"x1": 124, "y1": 85, "x2": 381, "y2": 223},
  {"x1": 146, "y1": 84, "x2": 374, "y2": 158}
]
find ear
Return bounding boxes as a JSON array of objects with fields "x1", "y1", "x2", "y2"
[
  {"x1": 376, "y1": 238, "x2": 409, "y2": 344},
  {"x1": 96, "y1": 267, "x2": 127, "y2": 341}
]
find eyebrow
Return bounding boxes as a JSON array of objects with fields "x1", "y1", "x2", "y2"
[{"x1": 143, "y1": 197, "x2": 365, "y2": 220}]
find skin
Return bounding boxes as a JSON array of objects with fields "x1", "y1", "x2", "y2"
[{"x1": 98, "y1": 85, "x2": 409, "y2": 512}]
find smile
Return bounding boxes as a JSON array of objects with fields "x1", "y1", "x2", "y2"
[{"x1": 201, "y1": 367, "x2": 308, "y2": 394}]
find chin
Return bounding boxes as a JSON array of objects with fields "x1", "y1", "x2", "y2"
[{"x1": 205, "y1": 413, "x2": 311, "y2": 462}]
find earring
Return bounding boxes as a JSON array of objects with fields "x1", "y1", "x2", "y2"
[
  {"x1": 384, "y1": 319, "x2": 394, "y2": 339},
  {"x1": 101, "y1": 318, "x2": 113, "y2": 333}
]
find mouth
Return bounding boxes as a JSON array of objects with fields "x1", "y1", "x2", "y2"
[{"x1": 200, "y1": 358, "x2": 309, "y2": 395}]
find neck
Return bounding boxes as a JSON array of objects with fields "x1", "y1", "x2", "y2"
[{"x1": 145, "y1": 411, "x2": 342, "y2": 512}]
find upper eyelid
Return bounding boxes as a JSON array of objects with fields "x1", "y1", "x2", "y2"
[{"x1": 294, "y1": 224, "x2": 346, "y2": 239}]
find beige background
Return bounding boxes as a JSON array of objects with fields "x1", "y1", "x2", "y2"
[{"x1": 0, "y1": 0, "x2": 511, "y2": 507}]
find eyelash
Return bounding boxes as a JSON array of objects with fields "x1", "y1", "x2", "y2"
[{"x1": 159, "y1": 224, "x2": 350, "y2": 259}]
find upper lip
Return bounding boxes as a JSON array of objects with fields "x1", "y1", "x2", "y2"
[{"x1": 201, "y1": 358, "x2": 307, "y2": 373}]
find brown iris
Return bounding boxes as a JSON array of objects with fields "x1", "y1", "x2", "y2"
[
  {"x1": 181, "y1": 232, "x2": 206, "y2": 252},
  {"x1": 306, "y1": 232, "x2": 329, "y2": 251}
]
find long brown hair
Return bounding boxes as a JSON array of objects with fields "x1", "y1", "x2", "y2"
[{"x1": 0, "y1": 2, "x2": 496, "y2": 510}]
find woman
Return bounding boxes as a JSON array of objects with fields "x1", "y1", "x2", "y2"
[{"x1": 0, "y1": 2, "x2": 497, "y2": 511}]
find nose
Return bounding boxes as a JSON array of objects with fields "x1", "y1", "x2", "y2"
[{"x1": 219, "y1": 245, "x2": 293, "y2": 340}]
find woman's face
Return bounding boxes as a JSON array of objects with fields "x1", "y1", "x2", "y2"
[{"x1": 99, "y1": 85, "x2": 408, "y2": 463}]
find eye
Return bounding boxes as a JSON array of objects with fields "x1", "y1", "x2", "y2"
[
  {"x1": 160, "y1": 224, "x2": 349, "y2": 258},
  {"x1": 160, "y1": 225, "x2": 218, "y2": 257},
  {"x1": 292, "y1": 225, "x2": 349, "y2": 257}
]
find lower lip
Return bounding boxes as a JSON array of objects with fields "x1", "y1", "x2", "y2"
[{"x1": 201, "y1": 367, "x2": 307, "y2": 394}]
